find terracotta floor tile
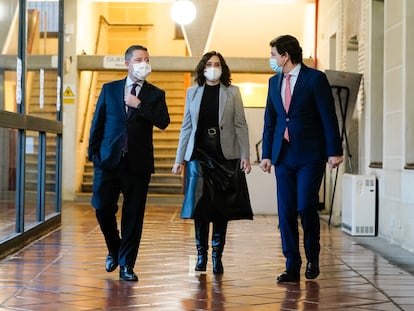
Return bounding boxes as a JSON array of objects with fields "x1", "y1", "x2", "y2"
[{"x1": 0, "y1": 203, "x2": 413, "y2": 310}]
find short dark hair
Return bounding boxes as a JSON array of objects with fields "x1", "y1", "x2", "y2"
[
  {"x1": 194, "y1": 51, "x2": 231, "y2": 87},
  {"x1": 125, "y1": 45, "x2": 148, "y2": 61},
  {"x1": 269, "y1": 35, "x2": 302, "y2": 64}
]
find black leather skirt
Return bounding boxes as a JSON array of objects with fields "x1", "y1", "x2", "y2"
[{"x1": 181, "y1": 127, "x2": 253, "y2": 221}]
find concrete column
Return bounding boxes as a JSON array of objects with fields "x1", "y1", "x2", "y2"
[{"x1": 62, "y1": 0, "x2": 79, "y2": 200}]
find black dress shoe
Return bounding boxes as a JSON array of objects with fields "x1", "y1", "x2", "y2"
[
  {"x1": 305, "y1": 262, "x2": 320, "y2": 279},
  {"x1": 119, "y1": 265, "x2": 138, "y2": 282},
  {"x1": 277, "y1": 271, "x2": 300, "y2": 283},
  {"x1": 105, "y1": 254, "x2": 118, "y2": 272}
]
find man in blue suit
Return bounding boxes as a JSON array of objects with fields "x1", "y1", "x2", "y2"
[
  {"x1": 260, "y1": 35, "x2": 343, "y2": 283},
  {"x1": 88, "y1": 45, "x2": 170, "y2": 281}
]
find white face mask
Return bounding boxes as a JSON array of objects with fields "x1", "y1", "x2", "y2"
[
  {"x1": 269, "y1": 58, "x2": 282, "y2": 75},
  {"x1": 132, "y1": 62, "x2": 151, "y2": 80},
  {"x1": 204, "y1": 67, "x2": 222, "y2": 82}
]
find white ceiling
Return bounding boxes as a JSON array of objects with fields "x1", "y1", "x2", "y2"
[
  {"x1": 208, "y1": 0, "x2": 313, "y2": 58},
  {"x1": 177, "y1": 0, "x2": 315, "y2": 58},
  {"x1": 86, "y1": 0, "x2": 315, "y2": 58}
]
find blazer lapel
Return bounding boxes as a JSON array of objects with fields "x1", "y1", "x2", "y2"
[
  {"x1": 289, "y1": 65, "x2": 309, "y2": 112},
  {"x1": 218, "y1": 84, "x2": 228, "y2": 123},
  {"x1": 271, "y1": 74, "x2": 284, "y2": 113},
  {"x1": 116, "y1": 78, "x2": 128, "y2": 118},
  {"x1": 192, "y1": 85, "x2": 204, "y2": 126}
]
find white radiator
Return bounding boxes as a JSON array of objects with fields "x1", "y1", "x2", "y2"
[{"x1": 341, "y1": 174, "x2": 376, "y2": 236}]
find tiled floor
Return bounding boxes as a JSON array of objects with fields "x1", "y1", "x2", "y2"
[{"x1": 0, "y1": 203, "x2": 413, "y2": 310}]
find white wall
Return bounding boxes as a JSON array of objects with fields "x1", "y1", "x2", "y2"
[
  {"x1": 244, "y1": 107, "x2": 277, "y2": 215},
  {"x1": 318, "y1": 0, "x2": 414, "y2": 252},
  {"x1": 377, "y1": 0, "x2": 414, "y2": 251}
]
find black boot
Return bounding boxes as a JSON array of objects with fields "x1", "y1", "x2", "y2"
[
  {"x1": 194, "y1": 220, "x2": 209, "y2": 272},
  {"x1": 212, "y1": 221, "x2": 227, "y2": 274},
  {"x1": 212, "y1": 247, "x2": 223, "y2": 274},
  {"x1": 196, "y1": 247, "x2": 208, "y2": 271}
]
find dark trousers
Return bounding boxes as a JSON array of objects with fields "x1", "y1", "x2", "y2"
[
  {"x1": 275, "y1": 141, "x2": 325, "y2": 273},
  {"x1": 92, "y1": 155, "x2": 151, "y2": 268}
]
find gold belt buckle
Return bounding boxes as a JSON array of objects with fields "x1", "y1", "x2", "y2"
[{"x1": 207, "y1": 128, "x2": 217, "y2": 136}]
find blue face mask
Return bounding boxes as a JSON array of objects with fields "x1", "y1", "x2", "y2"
[{"x1": 269, "y1": 58, "x2": 282, "y2": 75}]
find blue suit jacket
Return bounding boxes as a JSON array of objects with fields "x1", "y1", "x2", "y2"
[
  {"x1": 262, "y1": 64, "x2": 342, "y2": 165},
  {"x1": 88, "y1": 78, "x2": 170, "y2": 173}
]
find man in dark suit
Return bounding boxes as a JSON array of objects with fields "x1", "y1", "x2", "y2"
[
  {"x1": 88, "y1": 45, "x2": 170, "y2": 281},
  {"x1": 260, "y1": 35, "x2": 343, "y2": 283}
]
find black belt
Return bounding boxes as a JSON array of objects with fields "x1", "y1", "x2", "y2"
[{"x1": 207, "y1": 127, "x2": 218, "y2": 136}]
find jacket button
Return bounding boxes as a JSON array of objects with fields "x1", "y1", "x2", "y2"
[{"x1": 286, "y1": 118, "x2": 290, "y2": 122}]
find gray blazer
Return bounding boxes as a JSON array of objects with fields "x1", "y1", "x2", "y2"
[{"x1": 175, "y1": 83, "x2": 250, "y2": 163}]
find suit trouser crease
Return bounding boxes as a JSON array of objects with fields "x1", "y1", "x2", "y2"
[
  {"x1": 275, "y1": 142, "x2": 324, "y2": 272},
  {"x1": 92, "y1": 157, "x2": 151, "y2": 268},
  {"x1": 95, "y1": 209, "x2": 121, "y2": 256},
  {"x1": 119, "y1": 174, "x2": 150, "y2": 268}
]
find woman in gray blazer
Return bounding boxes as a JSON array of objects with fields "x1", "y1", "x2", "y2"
[{"x1": 172, "y1": 51, "x2": 252, "y2": 274}]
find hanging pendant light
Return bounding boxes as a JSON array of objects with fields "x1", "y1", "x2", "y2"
[{"x1": 170, "y1": 0, "x2": 196, "y2": 25}]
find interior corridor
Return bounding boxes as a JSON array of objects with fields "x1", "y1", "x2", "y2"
[{"x1": 0, "y1": 203, "x2": 413, "y2": 310}]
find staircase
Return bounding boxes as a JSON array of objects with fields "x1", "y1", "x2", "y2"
[
  {"x1": 79, "y1": 71, "x2": 186, "y2": 205},
  {"x1": 25, "y1": 70, "x2": 59, "y2": 197}
]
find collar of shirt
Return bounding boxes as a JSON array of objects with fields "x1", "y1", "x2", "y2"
[
  {"x1": 126, "y1": 77, "x2": 141, "y2": 89},
  {"x1": 125, "y1": 78, "x2": 142, "y2": 101},
  {"x1": 282, "y1": 63, "x2": 301, "y2": 96},
  {"x1": 287, "y1": 63, "x2": 301, "y2": 77}
]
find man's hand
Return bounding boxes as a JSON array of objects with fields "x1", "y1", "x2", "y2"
[
  {"x1": 259, "y1": 159, "x2": 272, "y2": 173},
  {"x1": 125, "y1": 93, "x2": 141, "y2": 108},
  {"x1": 328, "y1": 156, "x2": 343, "y2": 169}
]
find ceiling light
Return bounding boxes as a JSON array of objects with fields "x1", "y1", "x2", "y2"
[{"x1": 170, "y1": 0, "x2": 196, "y2": 25}]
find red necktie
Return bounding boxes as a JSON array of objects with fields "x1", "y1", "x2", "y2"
[{"x1": 284, "y1": 74, "x2": 291, "y2": 141}]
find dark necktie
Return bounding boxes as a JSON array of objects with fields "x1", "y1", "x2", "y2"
[
  {"x1": 123, "y1": 83, "x2": 139, "y2": 152},
  {"x1": 127, "y1": 83, "x2": 139, "y2": 117}
]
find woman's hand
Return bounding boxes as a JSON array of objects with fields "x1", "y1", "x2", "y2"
[
  {"x1": 172, "y1": 163, "x2": 184, "y2": 175},
  {"x1": 240, "y1": 158, "x2": 251, "y2": 174}
]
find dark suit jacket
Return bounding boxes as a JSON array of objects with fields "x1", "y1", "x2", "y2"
[
  {"x1": 262, "y1": 64, "x2": 342, "y2": 165},
  {"x1": 88, "y1": 78, "x2": 170, "y2": 173}
]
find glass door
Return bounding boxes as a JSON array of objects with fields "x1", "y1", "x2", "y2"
[{"x1": 0, "y1": 0, "x2": 63, "y2": 257}]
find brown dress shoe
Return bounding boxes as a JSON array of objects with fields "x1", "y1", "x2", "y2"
[{"x1": 277, "y1": 271, "x2": 300, "y2": 283}]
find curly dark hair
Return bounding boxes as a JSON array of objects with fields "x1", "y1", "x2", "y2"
[
  {"x1": 269, "y1": 35, "x2": 303, "y2": 65},
  {"x1": 194, "y1": 51, "x2": 231, "y2": 87}
]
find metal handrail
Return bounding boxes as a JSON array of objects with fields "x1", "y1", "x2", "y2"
[{"x1": 255, "y1": 139, "x2": 262, "y2": 163}]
